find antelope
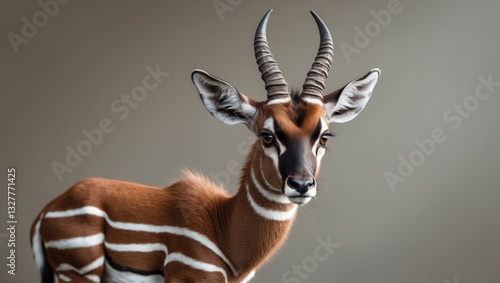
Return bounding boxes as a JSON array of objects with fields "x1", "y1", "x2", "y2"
[{"x1": 31, "y1": 9, "x2": 380, "y2": 283}]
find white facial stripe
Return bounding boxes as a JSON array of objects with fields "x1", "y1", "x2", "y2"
[
  {"x1": 301, "y1": 96, "x2": 323, "y2": 105},
  {"x1": 317, "y1": 147, "x2": 326, "y2": 161},
  {"x1": 45, "y1": 233, "x2": 104, "y2": 250},
  {"x1": 258, "y1": 156, "x2": 280, "y2": 192},
  {"x1": 266, "y1": 96, "x2": 291, "y2": 105},
  {"x1": 312, "y1": 139, "x2": 319, "y2": 157},
  {"x1": 262, "y1": 116, "x2": 286, "y2": 181},
  {"x1": 266, "y1": 117, "x2": 287, "y2": 155},
  {"x1": 263, "y1": 147, "x2": 279, "y2": 170},
  {"x1": 320, "y1": 117, "x2": 329, "y2": 133},
  {"x1": 262, "y1": 117, "x2": 281, "y2": 169},
  {"x1": 318, "y1": 118, "x2": 329, "y2": 161},
  {"x1": 312, "y1": 118, "x2": 330, "y2": 158},
  {"x1": 251, "y1": 167, "x2": 291, "y2": 204},
  {"x1": 275, "y1": 139, "x2": 287, "y2": 155},
  {"x1": 262, "y1": 117, "x2": 274, "y2": 133},
  {"x1": 245, "y1": 184, "x2": 297, "y2": 221},
  {"x1": 44, "y1": 206, "x2": 238, "y2": 277}
]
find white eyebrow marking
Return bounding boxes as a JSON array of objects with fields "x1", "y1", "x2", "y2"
[
  {"x1": 262, "y1": 117, "x2": 274, "y2": 132},
  {"x1": 262, "y1": 117, "x2": 286, "y2": 156}
]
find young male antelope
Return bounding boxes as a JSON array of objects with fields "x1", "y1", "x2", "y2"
[{"x1": 31, "y1": 9, "x2": 380, "y2": 283}]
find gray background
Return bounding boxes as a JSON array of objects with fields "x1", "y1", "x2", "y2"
[{"x1": 2, "y1": 0, "x2": 499, "y2": 282}]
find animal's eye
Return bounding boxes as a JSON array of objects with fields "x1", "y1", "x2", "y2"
[
  {"x1": 319, "y1": 133, "x2": 333, "y2": 146},
  {"x1": 260, "y1": 132, "x2": 275, "y2": 147}
]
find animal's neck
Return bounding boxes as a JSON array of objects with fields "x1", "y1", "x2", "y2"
[{"x1": 213, "y1": 143, "x2": 299, "y2": 274}]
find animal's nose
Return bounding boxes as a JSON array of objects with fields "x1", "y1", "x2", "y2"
[{"x1": 287, "y1": 177, "x2": 315, "y2": 195}]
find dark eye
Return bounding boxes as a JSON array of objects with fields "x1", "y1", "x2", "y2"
[
  {"x1": 319, "y1": 133, "x2": 333, "y2": 146},
  {"x1": 260, "y1": 132, "x2": 275, "y2": 147}
]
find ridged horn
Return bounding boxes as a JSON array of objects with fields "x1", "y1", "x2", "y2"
[
  {"x1": 254, "y1": 9, "x2": 289, "y2": 102},
  {"x1": 302, "y1": 11, "x2": 334, "y2": 101}
]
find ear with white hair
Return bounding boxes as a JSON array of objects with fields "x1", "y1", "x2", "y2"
[
  {"x1": 323, "y1": 69, "x2": 380, "y2": 123},
  {"x1": 192, "y1": 69, "x2": 258, "y2": 128}
]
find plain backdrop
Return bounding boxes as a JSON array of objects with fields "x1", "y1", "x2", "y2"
[{"x1": 2, "y1": 0, "x2": 499, "y2": 282}]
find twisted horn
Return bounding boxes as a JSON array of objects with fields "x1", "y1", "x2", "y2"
[
  {"x1": 254, "y1": 9, "x2": 289, "y2": 102},
  {"x1": 302, "y1": 11, "x2": 334, "y2": 101}
]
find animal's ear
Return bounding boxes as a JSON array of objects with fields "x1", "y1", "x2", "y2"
[
  {"x1": 192, "y1": 70, "x2": 258, "y2": 128},
  {"x1": 323, "y1": 68, "x2": 380, "y2": 123}
]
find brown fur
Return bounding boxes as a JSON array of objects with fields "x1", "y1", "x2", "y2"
[{"x1": 31, "y1": 100, "x2": 329, "y2": 283}]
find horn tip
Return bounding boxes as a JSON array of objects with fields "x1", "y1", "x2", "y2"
[
  {"x1": 310, "y1": 10, "x2": 322, "y2": 21},
  {"x1": 256, "y1": 9, "x2": 274, "y2": 36},
  {"x1": 263, "y1": 9, "x2": 273, "y2": 19},
  {"x1": 310, "y1": 10, "x2": 332, "y2": 40},
  {"x1": 265, "y1": 9, "x2": 273, "y2": 19}
]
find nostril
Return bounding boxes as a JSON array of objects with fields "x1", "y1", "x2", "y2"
[
  {"x1": 287, "y1": 177, "x2": 314, "y2": 195},
  {"x1": 287, "y1": 177, "x2": 300, "y2": 189},
  {"x1": 306, "y1": 178, "x2": 315, "y2": 188}
]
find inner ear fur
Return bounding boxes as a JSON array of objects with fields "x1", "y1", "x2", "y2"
[{"x1": 323, "y1": 68, "x2": 380, "y2": 123}]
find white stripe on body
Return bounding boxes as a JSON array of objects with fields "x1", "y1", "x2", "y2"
[
  {"x1": 104, "y1": 243, "x2": 228, "y2": 282},
  {"x1": 44, "y1": 206, "x2": 238, "y2": 277},
  {"x1": 165, "y1": 252, "x2": 228, "y2": 283},
  {"x1": 45, "y1": 233, "x2": 104, "y2": 249},
  {"x1": 102, "y1": 259, "x2": 164, "y2": 283},
  {"x1": 56, "y1": 256, "x2": 104, "y2": 274},
  {"x1": 105, "y1": 242, "x2": 169, "y2": 265},
  {"x1": 32, "y1": 214, "x2": 45, "y2": 272},
  {"x1": 58, "y1": 274, "x2": 71, "y2": 282}
]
